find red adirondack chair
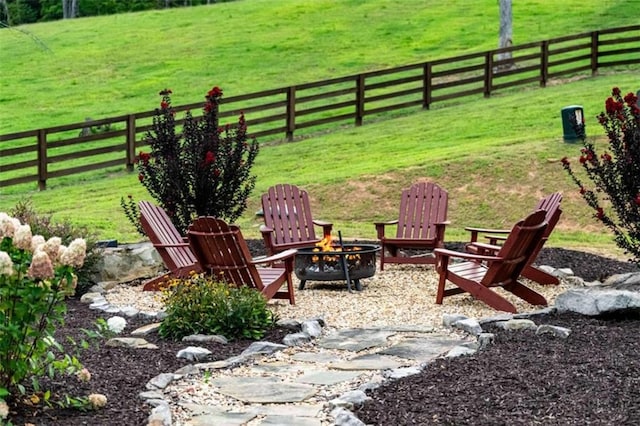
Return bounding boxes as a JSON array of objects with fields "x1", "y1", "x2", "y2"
[
  {"x1": 464, "y1": 192, "x2": 563, "y2": 285},
  {"x1": 260, "y1": 184, "x2": 333, "y2": 256},
  {"x1": 435, "y1": 210, "x2": 549, "y2": 313},
  {"x1": 138, "y1": 201, "x2": 202, "y2": 291},
  {"x1": 374, "y1": 182, "x2": 449, "y2": 270},
  {"x1": 188, "y1": 217, "x2": 296, "y2": 305}
]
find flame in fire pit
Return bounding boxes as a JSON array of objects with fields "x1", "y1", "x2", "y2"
[{"x1": 311, "y1": 235, "x2": 361, "y2": 263}]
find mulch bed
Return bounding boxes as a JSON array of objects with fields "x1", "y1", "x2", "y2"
[
  {"x1": 356, "y1": 311, "x2": 640, "y2": 425},
  {"x1": 4, "y1": 244, "x2": 640, "y2": 425}
]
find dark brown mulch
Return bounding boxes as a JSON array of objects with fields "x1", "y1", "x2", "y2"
[
  {"x1": 356, "y1": 311, "x2": 640, "y2": 425},
  {"x1": 5, "y1": 243, "x2": 640, "y2": 425}
]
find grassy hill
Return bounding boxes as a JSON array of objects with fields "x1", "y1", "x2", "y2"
[
  {"x1": 1, "y1": 0, "x2": 639, "y2": 258},
  {"x1": 1, "y1": 0, "x2": 638, "y2": 133}
]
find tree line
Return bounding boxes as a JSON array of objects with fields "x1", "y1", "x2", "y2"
[{"x1": 0, "y1": 0, "x2": 231, "y2": 25}]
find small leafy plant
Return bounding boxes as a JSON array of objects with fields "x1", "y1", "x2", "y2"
[
  {"x1": 0, "y1": 212, "x2": 102, "y2": 419},
  {"x1": 562, "y1": 87, "x2": 640, "y2": 263},
  {"x1": 159, "y1": 274, "x2": 277, "y2": 341},
  {"x1": 124, "y1": 86, "x2": 259, "y2": 236}
]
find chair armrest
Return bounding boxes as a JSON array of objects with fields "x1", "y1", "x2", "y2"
[
  {"x1": 484, "y1": 234, "x2": 507, "y2": 245},
  {"x1": 259, "y1": 224, "x2": 274, "y2": 235},
  {"x1": 313, "y1": 220, "x2": 333, "y2": 238},
  {"x1": 434, "y1": 248, "x2": 502, "y2": 263},
  {"x1": 465, "y1": 226, "x2": 510, "y2": 243},
  {"x1": 374, "y1": 220, "x2": 398, "y2": 239},
  {"x1": 251, "y1": 248, "x2": 297, "y2": 265},
  {"x1": 465, "y1": 242, "x2": 501, "y2": 256}
]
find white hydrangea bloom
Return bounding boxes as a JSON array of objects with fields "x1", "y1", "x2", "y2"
[
  {"x1": 0, "y1": 251, "x2": 13, "y2": 276},
  {"x1": 43, "y1": 237, "x2": 62, "y2": 263},
  {"x1": 0, "y1": 399, "x2": 9, "y2": 419},
  {"x1": 60, "y1": 238, "x2": 86, "y2": 268},
  {"x1": 13, "y1": 224, "x2": 33, "y2": 251},
  {"x1": 88, "y1": 393, "x2": 107, "y2": 409},
  {"x1": 27, "y1": 250, "x2": 54, "y2": 280},
  {"x1": 0, "y1": 215, "x2": 19, "y2": 239},
  {"x1": 31, "y1": 235, "x2": 46, "y2": 253}
]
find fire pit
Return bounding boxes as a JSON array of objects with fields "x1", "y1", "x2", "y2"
[{"x1": 294, "y1": 243, "x2": 380, "y2": 291}]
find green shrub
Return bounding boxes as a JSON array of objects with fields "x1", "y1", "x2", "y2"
[
  {"x1": 159, "y1": 274, "x2": 277, "y2": 341},
  {"x1": 9, "y1": 199, "x2": 101, "y2": 295},
  {"x1": 562, "y1": 87, "x2": 640, "y2": 263}
]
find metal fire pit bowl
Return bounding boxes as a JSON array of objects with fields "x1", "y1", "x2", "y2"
[{"x1": 294, "y1": 244, "x2": 380, "y2": 291}]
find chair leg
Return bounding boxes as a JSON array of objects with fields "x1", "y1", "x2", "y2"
[
  {"x1": 451, "y1": 277, "x2": 518, "y2": 313},
  {"x1": 522, "y1": 265, "x2": 560, "y2": 285},
  {"x1": 286, "y1": 275, "x2": 295, "y2": 305},
  {"x1": 142, "y1": 272, "x2": 170, "y2": 291},
  {"x1": 435, "y1": 272, "x2": 448, "y2": 304},
  {"x1": 503, "y1": 281, "x2": 548, "y2": 306}
]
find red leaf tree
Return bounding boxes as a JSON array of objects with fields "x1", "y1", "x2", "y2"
[
  {"x1": 562, "y1": 87, "x2": 640, "y2": 263},
  {"x1": 123, "y1": 87, "x2": 259, "y2": 235}
]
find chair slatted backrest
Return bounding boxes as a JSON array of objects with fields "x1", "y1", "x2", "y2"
[
  {"x1": 138, "y1": 201, "x2": 199, "y2": 271},
  {"x1": 483, "y1": 210, "x2": 548, "y2": 285},
  {"x1": 261, "y1": 184, "x2": 318, "y2": 246},
  {"x1": 396, "y1": 182, "x2": 448, "y2": 239},
  {"x1": 527, "y1": 192, "x2": 562, "y2": 263},
  {"x1": 187, "y1": 217, "x2": 262, "y2": 291}
]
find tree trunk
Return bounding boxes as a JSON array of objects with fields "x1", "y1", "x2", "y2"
[
  {"x1": 62, "y1": 0, "x2": 78, "y2": 19},
  {"x1": 497, "y1": 0, "x2": 513, "y2": 68}
]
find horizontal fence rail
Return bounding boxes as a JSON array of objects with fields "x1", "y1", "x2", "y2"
[{"x1": 1, "y1": 25, "x2": 639, "y2": 190}]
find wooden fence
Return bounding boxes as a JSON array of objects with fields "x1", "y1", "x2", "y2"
[{"x1": 1, "y1": 24, "x2": 639, "y2": 190}]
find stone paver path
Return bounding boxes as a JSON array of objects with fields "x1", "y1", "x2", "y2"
[{"x1": 172, "y1": 326, "x2": 471, "y2": 425}]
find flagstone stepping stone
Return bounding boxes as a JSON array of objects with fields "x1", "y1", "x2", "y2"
[
  {"x1": 189, "y1": 412, "x2": 257, "y2": 426},
  {"x1": 261, "y1": 415, "x2": 322, "y2": 426},
  {"x1": 376, "y1": 335, "x2": 464, "y2": 361},
  {"x1": 292, "y1": 351, "x2": 343, "y2": 364},
  {"x1": 294, "y1": 369, "x2": 363, "y2": 386},
  {"x1": 210, "y1": 376, "x2": 316, "y2": 403},
  {"x1": 330, "y1": 353, "x2": 406, "y2": 371},
  {"x1": 317, "y1": 329, "x2": 395, "y2": 352}
]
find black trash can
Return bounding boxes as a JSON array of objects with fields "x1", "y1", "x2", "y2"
[{"x1": 561, "y1": 105, "x2": 584, "y2": 142}]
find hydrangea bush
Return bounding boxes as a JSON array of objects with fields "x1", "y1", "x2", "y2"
[
  {"x1": 0, "y1": 212, "x2": 103, "y2": 418},
  {"x1": 562, "y1": 87, "x2": 640, "y2": 263},
  {"x1": 123, "y1": 86, "x2": 260, "y2": 235}
]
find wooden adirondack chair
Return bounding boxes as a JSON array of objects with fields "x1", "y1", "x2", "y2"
[
  {"x1": 464, "y1": 192, "x2": 563, "y2": 285},
  {"x1": 260, "y1": 184, "x2": 333, "y2": 256},
  {"x1": 188, "y1": 217, "x2": 296, "y2": 304},
  {"x1": 435, "y1": 210, "x2": 549, "y2": 313},
  {"x1": 139, "y1": 201, "x2": 202, "y2": 291},
  {"x1": 374, "y1": 182, "x2": 449, "y2": 270}
]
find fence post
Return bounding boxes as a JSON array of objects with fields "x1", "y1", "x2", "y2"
[
  {"x1": 484, "y1": 52, "x2": 493, "y2": 98},
  {"x1": 286, "y1": 86, "x2": 296, "y2": 141},
  {"x1": 590, "y1": 31, "x2": 599, "y2": 75},
  {"x1": 540, "y1": 40, "x2": 549, "y2": 87},
  {"x1": 355, "y1": 74, "x2": 365, "y2": 126},
  {"x1": 422, "y1": 62, "x2": 432, "y2": 110},
  {"x1": 37, "y1": 129, "x2": 47, "y2": 191},
  {"x1": 126, "y1": 114, "x2": 136, "y2": 171}
]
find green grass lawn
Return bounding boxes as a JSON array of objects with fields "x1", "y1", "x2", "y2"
[{"x1": 1, "y1": 0, "x2": 639, "y2": 258}]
